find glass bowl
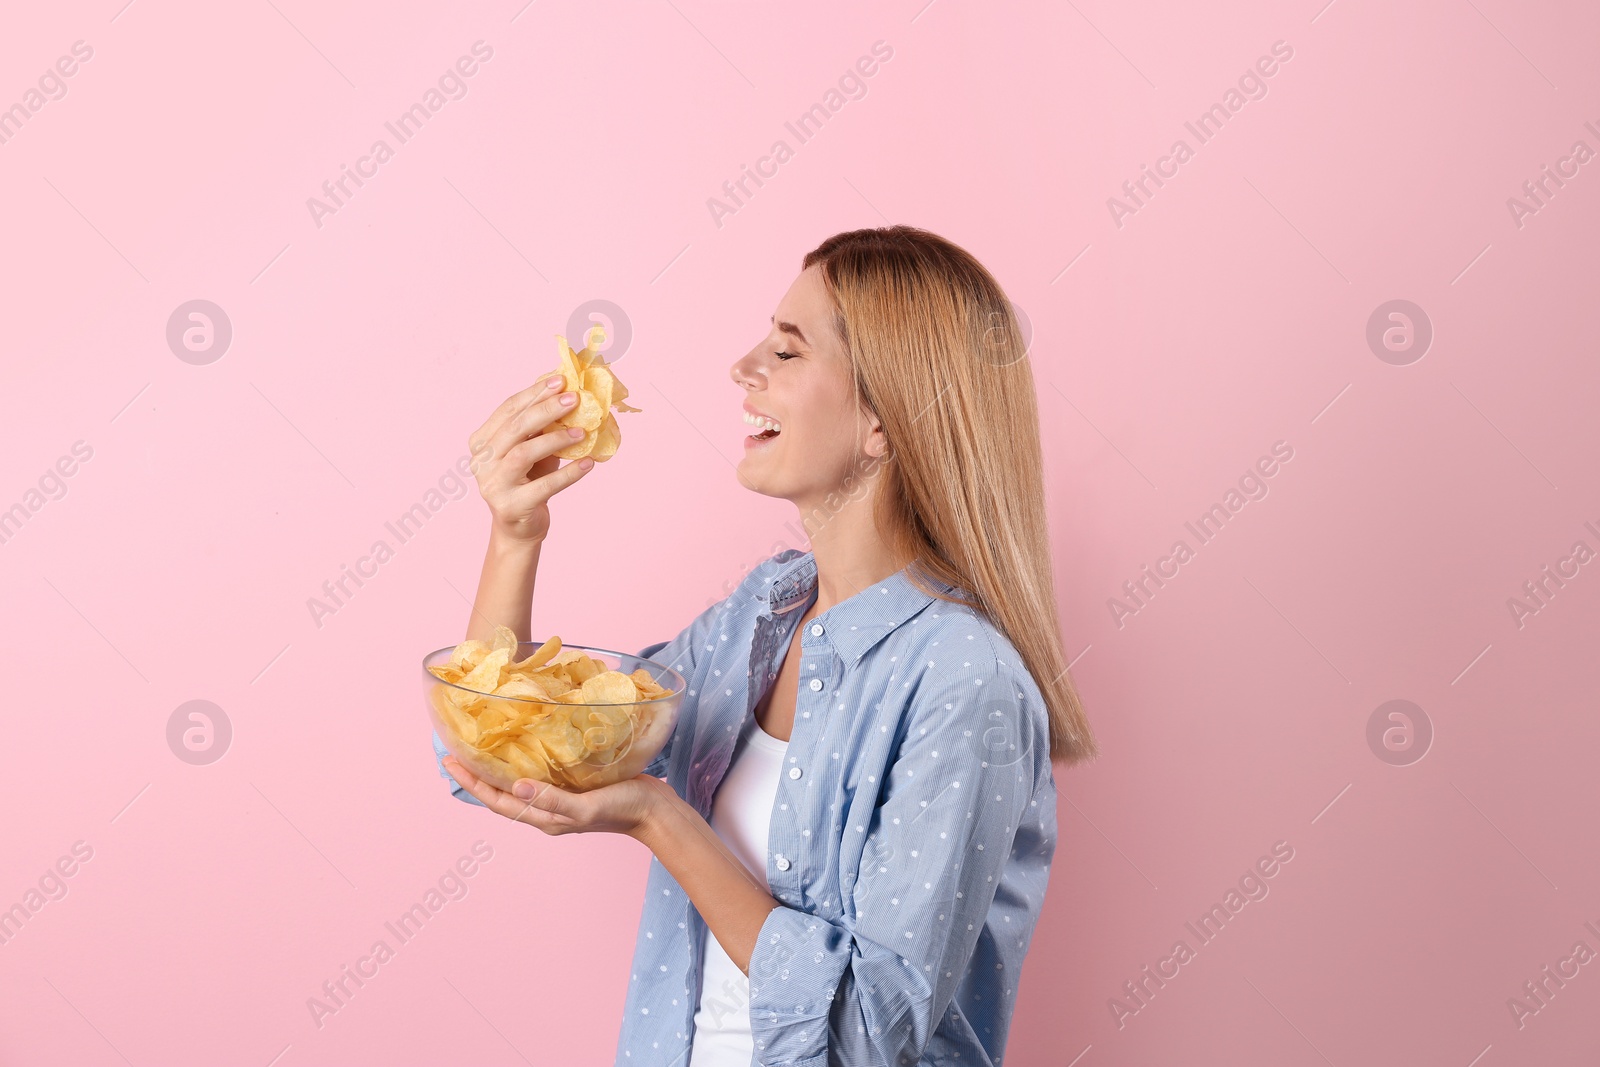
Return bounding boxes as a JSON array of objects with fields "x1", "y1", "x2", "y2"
[{"x1": 423, "y1": 642, "x2": 684, "y2": 794}]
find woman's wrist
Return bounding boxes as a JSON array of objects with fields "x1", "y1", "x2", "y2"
[
  {"x1": 487, "y1": 524, "x2": 544, "y2": 558},
  {"x1": 629, "y1": 779, "x2": 685, "y2": 849},
  {"x1": 463, "y1": 525, "x2": 544, "y2": 642}
]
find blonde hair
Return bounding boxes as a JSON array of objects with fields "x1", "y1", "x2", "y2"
[{"x1": 802, "y1": 225, "x2": 1098, "y2": 765}]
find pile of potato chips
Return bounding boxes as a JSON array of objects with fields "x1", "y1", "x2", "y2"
[
  {"x1": 428, "y1": 625, "x2": 673, "y2": 791},
  {"x1": 550, "y1": 325, "x2": 640, "y2": 463}
]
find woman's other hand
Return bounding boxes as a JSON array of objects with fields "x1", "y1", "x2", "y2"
[{"x1": 442, "y1": 757, "x2": 672, "y2": 839}]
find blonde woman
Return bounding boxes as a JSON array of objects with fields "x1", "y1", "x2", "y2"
[{"x1": 436, "y1": 225, "x2": 1096, "y2": 1066}]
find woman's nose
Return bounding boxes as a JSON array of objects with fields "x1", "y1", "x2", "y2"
[{"x1": 731, "y1": 352, "x2": 763, "y2": 388}]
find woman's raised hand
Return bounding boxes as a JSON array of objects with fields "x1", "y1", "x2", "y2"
[{"x1": 467, "y1": 373, "x2": 595, "y2": 545}]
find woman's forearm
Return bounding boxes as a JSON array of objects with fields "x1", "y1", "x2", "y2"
[
  {"x1": 465, "y1": 529, "x2": 542, "y2": 642},
  {"x1": 633, "y1": 788, "x2": 781, "y2": 974}
]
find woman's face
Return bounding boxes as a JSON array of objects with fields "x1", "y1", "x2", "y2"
[{"x1": 730, "y1": 264, "x2": 887, "y2": 508}]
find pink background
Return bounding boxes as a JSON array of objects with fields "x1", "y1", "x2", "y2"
[{"x1": 3, "y1": 0, "x2": 1598, "y2": 1063}]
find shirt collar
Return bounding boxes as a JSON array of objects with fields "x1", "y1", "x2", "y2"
[{"x1": 757, "y1": 550, "x2": 957, "y2": 666}]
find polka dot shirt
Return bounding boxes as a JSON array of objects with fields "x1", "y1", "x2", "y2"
[{"x1": 434, "y1": 548, "x2": 1058, "y2": 1066}]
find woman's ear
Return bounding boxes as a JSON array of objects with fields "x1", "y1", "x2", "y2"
[{"x1": 864, "y1": 410, "x2": 890, "y2": 460}]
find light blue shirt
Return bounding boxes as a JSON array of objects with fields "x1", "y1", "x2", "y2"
[{"x1": 433, "y1": 548, "x2": 1058, "y2": 1066}]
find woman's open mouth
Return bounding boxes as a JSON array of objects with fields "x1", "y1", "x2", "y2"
[{"x1": 743, "y1": 410, "x2": 782, "y2": 446}]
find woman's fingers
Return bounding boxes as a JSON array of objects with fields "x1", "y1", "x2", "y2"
[
  {"x1": 442, "y1": 760, "x2": 658, "y2": 837},
  {"x1": 468, "y1": 372, "x2": 564, "y2": 458},
  {"x1": 499, "y1": 429, "x2": 590, "y2": 481},
  {"x1": 494, "y1": 458, "x2": 593, "y2": 515},
  {"x1": 442, "y1": 758, "x2": 576, "y2": 833},
  {"x1": 489, "y1": 383, "x2": 578, "y2": 463},
  {"x1": 442, "y1": 758, "x2": 499, "y2": 807},
  {"x1": 441, "y1": 756, "x2": 478, "y2": 790},
  {"x1": 512, "y1": 779, "x2": 572, "y2": 817}
]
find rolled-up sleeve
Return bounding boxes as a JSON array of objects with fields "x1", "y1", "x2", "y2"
[{"x1": 746, "y1": 661, "x2": 1045, "y2": 1066}]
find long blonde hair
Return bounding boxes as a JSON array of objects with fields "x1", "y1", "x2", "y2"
[{"x1": 803, "y1": 225, "x2": 1098, "y2": 765}]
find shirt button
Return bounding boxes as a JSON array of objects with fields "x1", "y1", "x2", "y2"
[
  {"x1": 788, "y1": 767, "x2": 802, "y2": 780},
  {"x1": 774, "y1": 854, "x2": 791, "y2": 871},
  {"x1": 810, "y1": 623, "x2": 823, "y2": 636},
  {"x1": 808, "y1": 678, "x2": 823, "y2": 691}
]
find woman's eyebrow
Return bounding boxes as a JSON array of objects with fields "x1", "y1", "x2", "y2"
[{"x1": 770, "y1": 314, "x2": 809, "y2": 347}]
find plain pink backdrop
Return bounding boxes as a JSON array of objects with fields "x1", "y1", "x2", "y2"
[{"x1": 2, "y1": 1, "x2": 1598, "y2": 1064}]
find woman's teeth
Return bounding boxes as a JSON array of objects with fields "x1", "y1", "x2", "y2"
[{"x1": 743, "y1": 411, "x2": 782, "y2": 438}]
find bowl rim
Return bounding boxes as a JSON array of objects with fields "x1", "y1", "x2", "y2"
[{"x1": 421, "y1": 640, "x2": 687, "y2": 706}]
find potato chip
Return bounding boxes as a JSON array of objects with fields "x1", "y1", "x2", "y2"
[
  {"x1": 501, "y1": 737, "x2": 552, "y2": 783},
  {"x1": 494, "y1": 674, "x2": 553, "y2": 701},
  {"x1": 568, "y1": 655, "x2": 605, "y2": 686},
  {"x1": 431, "y1": 633, "x2": 679, "y2": 793},
  {"x1": 512, "y1": 635, "x2": 562, "y2": 672},
  {"x1": 473, "y1": 699, "x2": 514, "y2": 735},
  {"x1": 431, "y1": 686, "x2": 478, "y2": 742},
  {"x1": 629, "y1": 668, "x2": 666, "y2": 696},
  {"x1": 542, "y1": 325, "x2": 640, "y2": 462},
  {"x1": 540, "y1": 721, "x2": 586, "y2": 763},
  {"x1": 577, "y1": 704, "x2": 630, "y2": 730},
  {"x1": 581, "y1": 670, "x2": 639, "y2": 705},
  {"x1": 471, "y1": 747, "x2": 519, "y2": 784},
  {"x1": 458, "y1": 646, "x2": 510, "y2": 694},
  {"x1": 589, "y1": 411, "x2": 621, "y2": 462},
  {"x1": 577, "y1": 327, "x2": 641, "y2": 414},
  {"x1": 582, "y1": 364, "x2": 613, "y2": 409},
  {"x1": 449, "y1": 640, "x2": 491, "y2": 671},
  {"x1": 582, "y1": 724, "x2": 617, "y2": 752},
  {"x1": 477, "y1": 705, "x2": 540, "y2": 748},
  {"x1": 558, "y1": 333, "x2": 585, "y2": 390},
  {"x1": 442, "y1": 684, "x2": 486, "y2": 718},
  {"x1": 490, "y1": 624, "x2": 520, "y2": 656}
]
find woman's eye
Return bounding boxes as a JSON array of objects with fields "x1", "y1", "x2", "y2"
[{"x1": 776, "y1": 350, "x2": 797, "y2": 360}]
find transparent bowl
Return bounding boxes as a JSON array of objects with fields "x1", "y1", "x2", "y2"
[{"x1": 423, "y1": 642, "x2": 685, "y2": 794}]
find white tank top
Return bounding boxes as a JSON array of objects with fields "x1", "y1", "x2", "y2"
[{"x1": 687, "y1": 713, "x2": 789, "y2": 1067}]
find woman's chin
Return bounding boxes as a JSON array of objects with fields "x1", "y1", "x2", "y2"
[
  {"x1": 734, "y1": 464, "x2": 775, "y2": 495},
  {"x1": 735, "y1": 458, "x2": 793, "y2": 499}
]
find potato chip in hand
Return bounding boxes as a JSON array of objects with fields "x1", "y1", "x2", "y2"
[{"x1": 548, "y1": 326, "x2": 640, "y2": 463}]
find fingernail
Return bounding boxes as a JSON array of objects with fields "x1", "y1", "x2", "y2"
[
  {"x1": 546, "y1": 377, "x2": 562, "y2": 390},
  {"x1": 568, "y1": 427, "x2": 584, "y2": 438},
  {"x1": 578, "y1": 458, "x2": 595, "y2": 471},
  {"x1": 513, "y1": 780, "x2": 538, "y2": 799},
  {"x1": 560, "y1": 393, "x2": 577, "y2": 406}
]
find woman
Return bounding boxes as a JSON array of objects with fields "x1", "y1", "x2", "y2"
[{"x1": 435, "y1": 224, "x2": 1097, "y2": 1066}]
